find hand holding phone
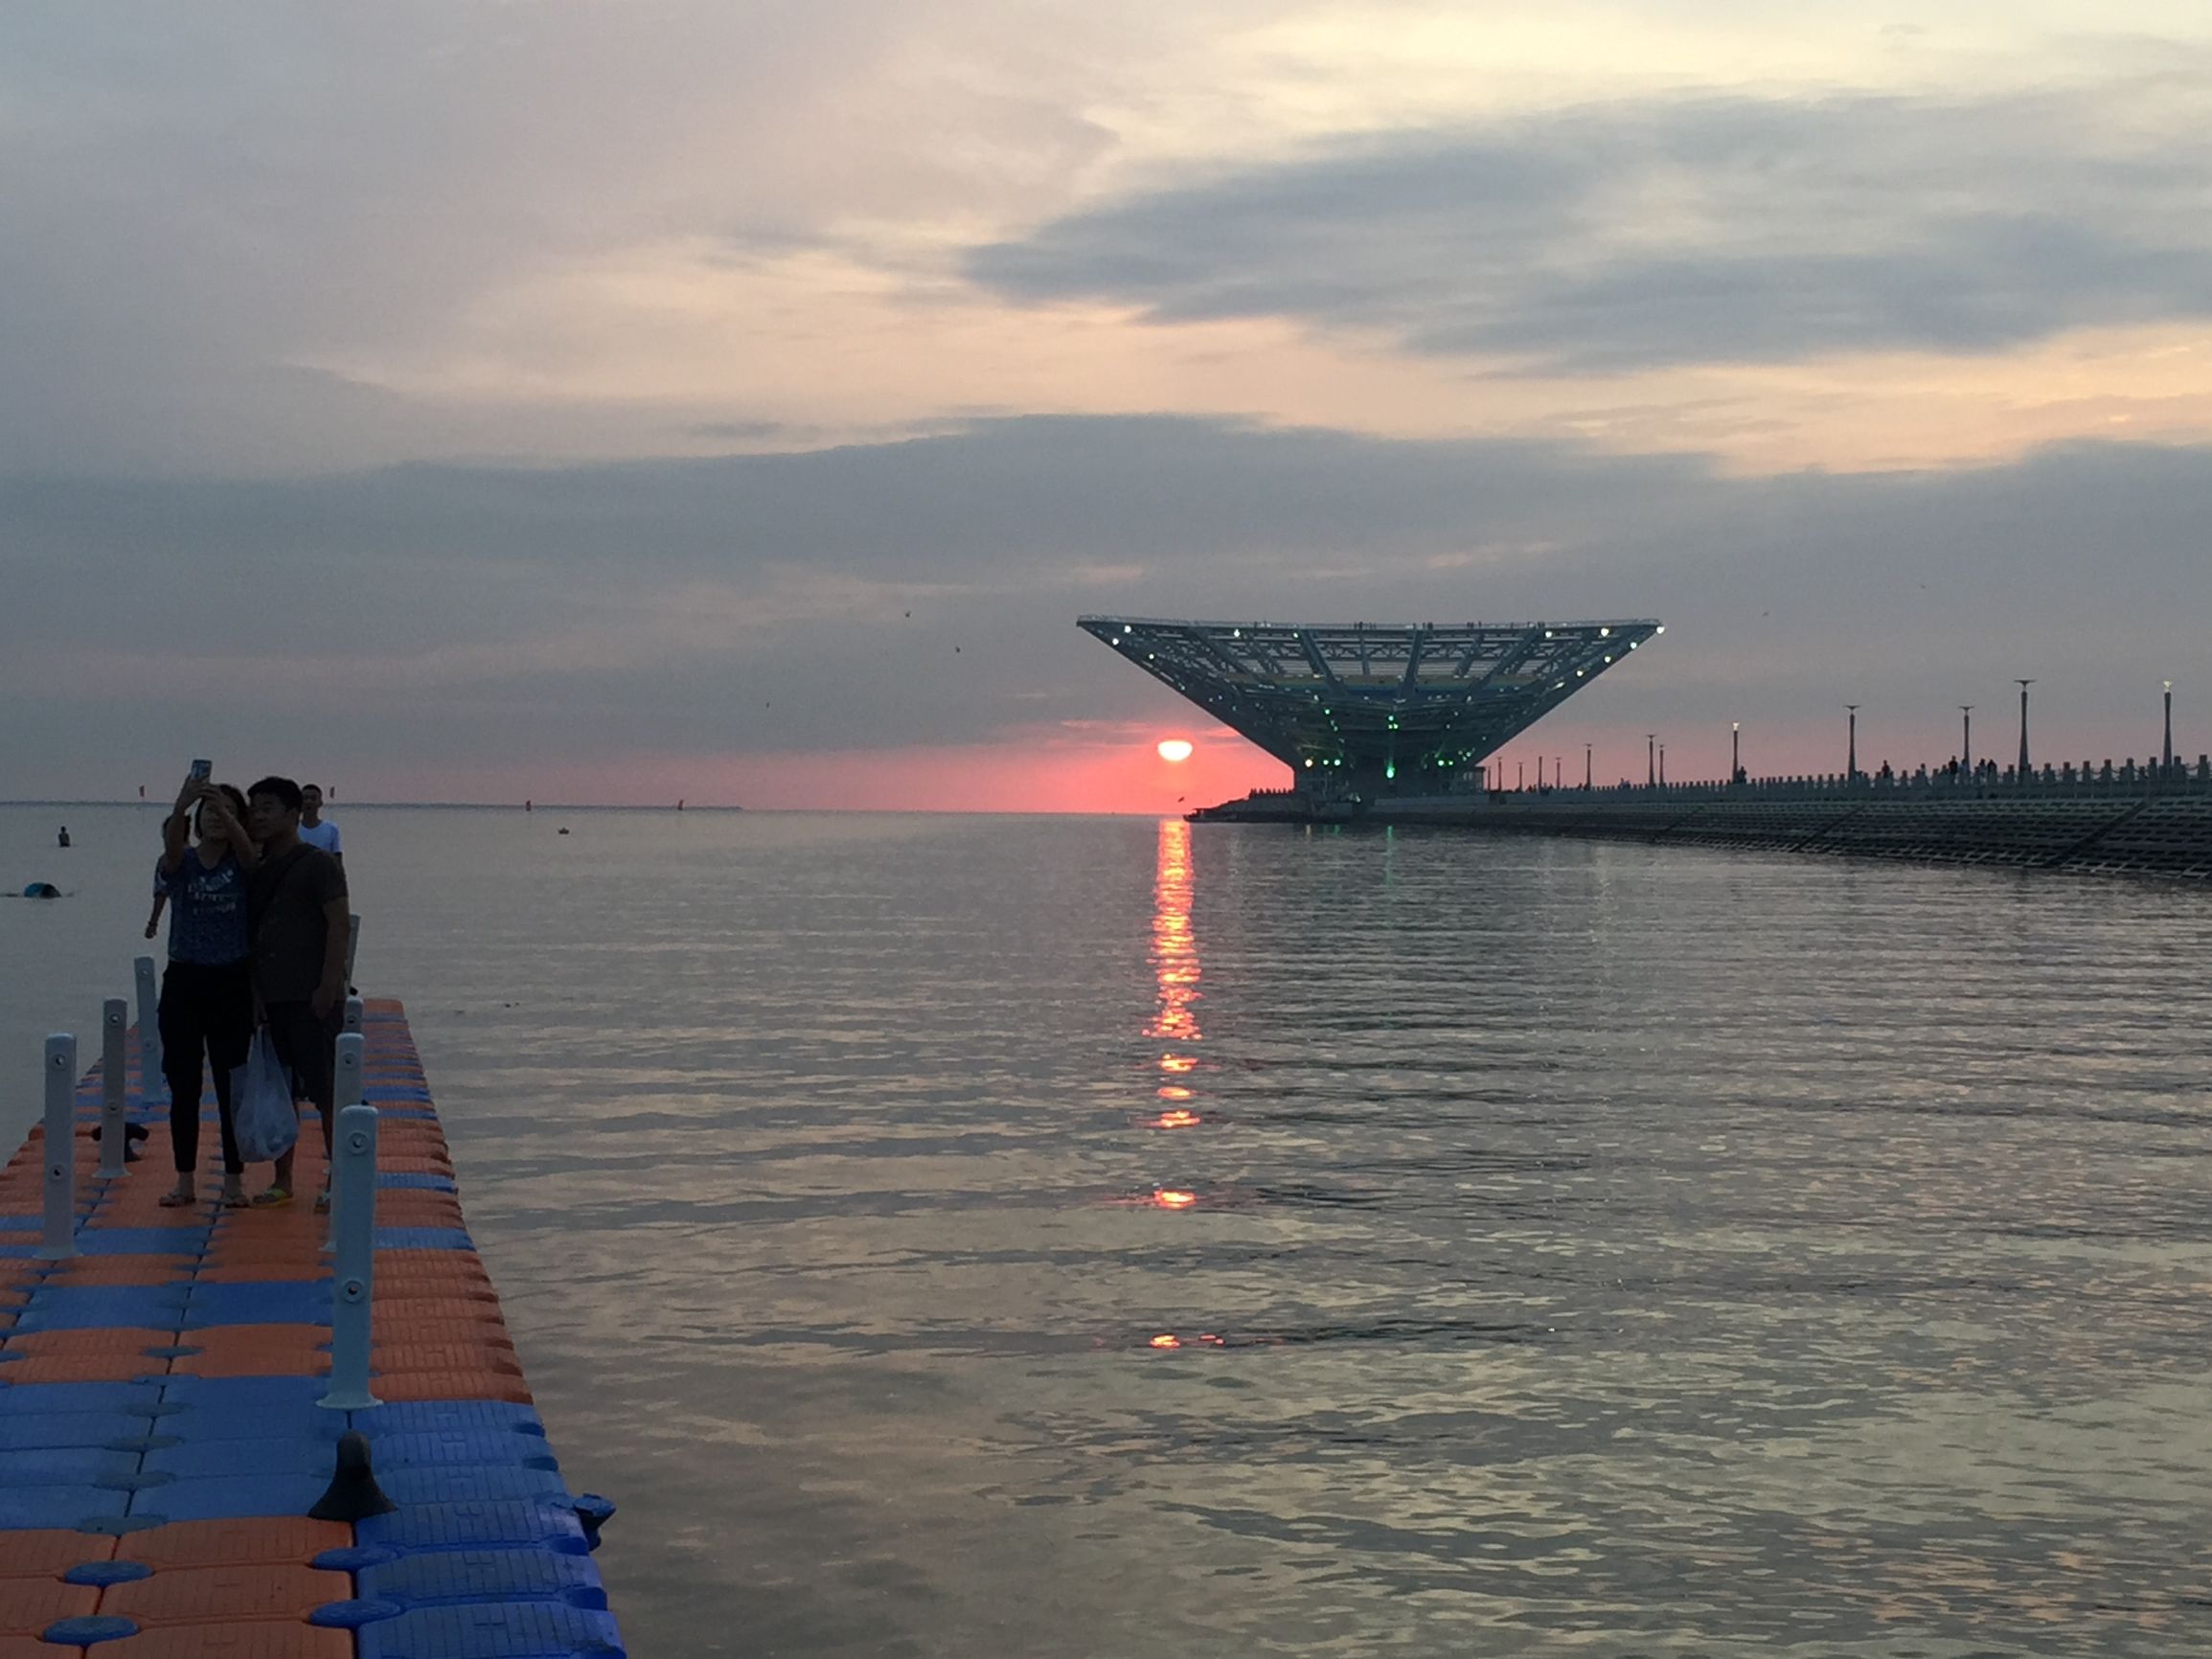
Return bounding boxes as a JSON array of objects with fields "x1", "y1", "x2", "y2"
[{"x1": 189, "y1": 759, "x2": 213, "y2": 783}]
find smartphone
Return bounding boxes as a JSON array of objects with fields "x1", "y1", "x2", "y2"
[{"x1": 188, "y1": 759, "x2": 212, "y2": 783}]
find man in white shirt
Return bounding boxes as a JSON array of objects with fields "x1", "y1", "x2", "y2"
[{"x1": 298, "y1": 784, "x2": 343, "y2": 864}]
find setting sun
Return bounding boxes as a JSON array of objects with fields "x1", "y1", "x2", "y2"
[{"x1": 1155, "y1": 739, "x2": 1195, "y2": 762}]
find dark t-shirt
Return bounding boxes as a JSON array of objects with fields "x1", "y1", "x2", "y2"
[
  {"x1": 247, "y1": 843, "x2": 349, "y2": 1003},
  {"x1": 155, "y1": 850, "x2": 251, "y2": 966}
]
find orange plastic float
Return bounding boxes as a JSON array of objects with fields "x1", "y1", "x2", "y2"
[{"x1": 0, "y1": 1002, "x2": 620, "y2": 1651}]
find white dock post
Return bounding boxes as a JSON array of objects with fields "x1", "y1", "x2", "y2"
[
  {"x1": 97, "y1": 999, "x2": 129, "y2": 1179},
  {"x1": 133, "y1": 956, "x2": 162, "y2": 1106},
  {"x1": 38, "y1": 1035, "x2": 80, "y2": 1260},
  {"x1": 334, "y1": 1028, "x2": 364, "y2": 1118},
  {"x1": 320, "y1": 1034, "x2": 380, "y2": 1409},
  {"x1": 323, "y1": 1028, "x2": 365, "y2": 1257}
]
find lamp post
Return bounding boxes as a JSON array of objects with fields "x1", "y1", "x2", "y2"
[
  {"x1": 2163, "y1": 680, "x2": 2174, "y2": 773},
  {"x1": 1585, "y1": 743, "x2": 1593, "y2": 790},
  {"x1": 1731, "y1": 721, "x2": 1741, "y2": 784},
  {"x1": 1846, "y1": 704, "x2": 1859, "y2": 784},
  {"x1": 1960, "y1": 705, "x2": 1973, "y2": 778},
  {"x1": 1647, "y1": 733, "x2": 1656, "y2": 788},
  {"x1": 2016, "y1": 679, "x2": 2034, "y2": 778}
]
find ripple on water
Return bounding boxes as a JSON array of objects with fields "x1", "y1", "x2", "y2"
[{"x1": 19, "y1": 807, "x2": 2210, "y2": 1656}]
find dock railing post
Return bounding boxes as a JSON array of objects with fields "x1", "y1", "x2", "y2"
[
  {"x1": 39, "y1": 1035, "x2": 80, "y2": 1260},
  {"x1": 324, "y1": 1028, "x2": 365, "y2": 1256},
  {"x1": 97, "y1": 999, "x2": 129, "y2": 1180},
  {"x1": 133, "y1": 956, "x2": 162, "y2": 1108},
  {"x1": 320, "y1": 1033, "x2": 380, "y2": 1410},
  {"x1": 334, "y1": 1028, "x2": 364, "y2": 1114}
]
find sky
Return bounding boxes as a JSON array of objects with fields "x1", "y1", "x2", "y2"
[{"x1": 6, "y1": 2, "x2": 2211, "y2": 811}]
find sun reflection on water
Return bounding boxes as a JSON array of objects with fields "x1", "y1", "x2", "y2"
[{"x1": 1146, "y1": 818, "x2": 1199, "y2": 1044}]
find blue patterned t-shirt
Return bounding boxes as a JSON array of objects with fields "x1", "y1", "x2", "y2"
[{"x1": 157, "y1": 851, "x2": 250, "y2": 966}]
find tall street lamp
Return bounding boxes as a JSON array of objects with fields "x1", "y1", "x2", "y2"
[
  {"x1": 2016, "y1": 679, "x2": 2034, "y2": 778},
  {"x1": 2163, "y1": 680, "x2": 2175, "y2": 772},
  {"x1": 1960, "y1": 705, "x2": 1973, "y2": 776},
  {"x1": 1731, "y1": 721, "x2": 1741, "y2": 784},
  {"x1": 1846, "y1": 704, "x2": 1859, "y2": 783}
]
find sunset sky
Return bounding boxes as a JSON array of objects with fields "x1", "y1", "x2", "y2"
[{"x1": 8, "y1": 3, "x2": 2212, "y2": 810}]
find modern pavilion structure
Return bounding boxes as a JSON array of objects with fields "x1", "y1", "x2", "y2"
[{"x1": 1079, "y1": 615, "x2": 1663, "y2": 798}]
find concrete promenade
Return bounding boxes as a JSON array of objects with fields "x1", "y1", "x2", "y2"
[{"x1": 0, "y1": 1002, "x2": 625, "y2": 1656}]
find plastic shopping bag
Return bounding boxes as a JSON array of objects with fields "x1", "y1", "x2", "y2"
[{"x1": 231, "y1": 1029, "x2": 300, "y2": 1163}]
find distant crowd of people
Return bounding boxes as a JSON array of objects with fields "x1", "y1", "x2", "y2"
[{"x1": 147, "y1": 773, "x2": 349, "y2": 1212}]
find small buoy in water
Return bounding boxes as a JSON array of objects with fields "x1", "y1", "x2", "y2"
[
  {"x1": 23, "y1": 882, "x2": 60, "y2": 898},
  {"x1": 558, "y1": 828, "x2": 570, "y2": 835}
]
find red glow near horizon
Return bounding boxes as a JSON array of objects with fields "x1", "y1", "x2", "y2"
[
  {"x1": 288, "y1": 712, "x2": 2143, "y2": 815},
  {"x1": 393, "y1": 729, "x2": 1283, "y2": 814}
]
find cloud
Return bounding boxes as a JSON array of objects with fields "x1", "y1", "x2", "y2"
[
  {"x1": 0, "y1": 0, "x2": 1125, "y2": 473},
  {"x1": 6, "y1": 416, "x2": 2211, "y2": 797},
  {"x1": 969, "y1": 79, "x2": 2212, "y2": 370}
]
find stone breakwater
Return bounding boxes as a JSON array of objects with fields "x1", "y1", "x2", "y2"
[{"x1": 1197, "y1": 790, "x2": 2212, "y2": 879}]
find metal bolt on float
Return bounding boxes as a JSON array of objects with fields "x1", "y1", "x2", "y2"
[
  {"x1": 97, "y1": 999, "x2": 129, "y2": 1180},
  {"x1": 319, "y1": 1033, "x2": 380, "y2": 1410},
  {"x1": 133, "y1": 956, "x2": 162, "y2": 1105},
  {"x1": 38, "y1": 1035, "x2": 80, "y2": 1260},
  {"x1": 343, "y1": 994, "x2": 364, "y2": 1034}
]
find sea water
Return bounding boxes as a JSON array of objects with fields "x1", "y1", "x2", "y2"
[{"x1": 5, "y1": 804, "x2": 2212, "y2": 1656}]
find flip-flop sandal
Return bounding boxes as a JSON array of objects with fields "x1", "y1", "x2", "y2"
[
  {"x1": 158, "y1": 1190, "x2": 194, "y2": 1209},
  {"x1": 220, "y1": 1190, "x2": 252, "y2": 1210},
  {"x1": 250, "y1": 1187, "x2": 293, "y2": 1209}
]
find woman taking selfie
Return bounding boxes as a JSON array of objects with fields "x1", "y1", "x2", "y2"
[{"x1": 154, "y1": 775, "x2": 259, "y2": 1208}]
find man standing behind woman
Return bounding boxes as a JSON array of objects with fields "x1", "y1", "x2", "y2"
[
  {"x1": 155, "y1": 774, "x2": 257, "y2": 1208},
  {"x1": 298, "y1": 784, "x2": 342, "y2": 863},
  {"x1": 244, "y1": 776, "x2": 350, "y2": 1210}
]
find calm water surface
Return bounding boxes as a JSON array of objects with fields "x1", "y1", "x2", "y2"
[{"x1": 5, "y1": 805, "x2": 2212, "y2": 1656}]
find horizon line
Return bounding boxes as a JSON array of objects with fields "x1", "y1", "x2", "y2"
[{"x1": 0, "y1": 800, "x2": 1175, "y2": 816}]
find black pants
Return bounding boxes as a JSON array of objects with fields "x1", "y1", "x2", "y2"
[
  {"x1": 158, "y1": 959, "x2": 251, "y2": 1175},
  {"x1": 262, "y1": 999, "x2": 339, "y2": 1118}
]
